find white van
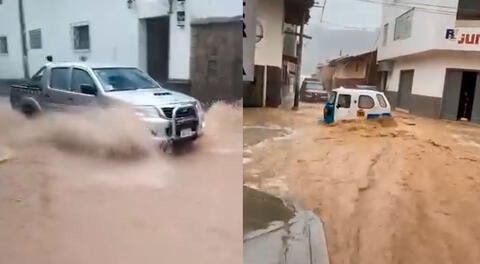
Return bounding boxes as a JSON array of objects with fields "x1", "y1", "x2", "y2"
[{"x1": 323, "y1": 87, "x2": 392, "y2": 124}]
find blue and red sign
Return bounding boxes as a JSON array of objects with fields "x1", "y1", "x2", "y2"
[{"x1": 446, "y1": 28, "x2": 480, "y2": 44}]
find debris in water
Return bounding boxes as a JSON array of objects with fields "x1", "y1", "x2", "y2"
[
  {"x1": 314, "y1": 136, "x2": 333, "y2": 141},
  {"x1": 378, "y1": 116, "x2": 398, "y2": 127},
  {"x1": 427, "y1": 139, "x2": 451, "y2": 151},
  {"x1": 458, "y1": 156, "x2": 478, "y2": 162},
  {"x1": 403, "y1": 121, "x2": 416, "y2": 126}
]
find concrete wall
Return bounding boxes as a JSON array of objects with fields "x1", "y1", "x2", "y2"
[
  {"x1": 190, "y1": 21, "x2": 242, "y2": 103},
  {"x1": 254, "y1": 0, "x2": 284, "y2": 68},
  {"x1": 0, "y1": 0, "x2": 24, "y2": 79}
]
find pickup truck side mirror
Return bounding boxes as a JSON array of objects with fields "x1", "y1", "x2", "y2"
[
  {"x1": 80, "y1": 84, "x2": 97, "y2": 96},
  {"x1": 336, "y1": 104, "x2": 341, "y2": 109}
]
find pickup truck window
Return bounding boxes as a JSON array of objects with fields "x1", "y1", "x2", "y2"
[
  {"x1": 31, "y1": 66, "x2": 46, "y2": 85},
  {"x1": 305, "y1": 82, "x2": 324, "y2": 90},
  {"x1": 71, "y1": 68, "x2": 95, "y2": 93},
  {"x1": 93, "y1": 68, "x2": 160, "y2": 92},
  {"x1": 50, "y1": 68, "x2": 70, "y2": 91}
]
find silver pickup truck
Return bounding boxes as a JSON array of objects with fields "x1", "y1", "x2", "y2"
[{"x1": 10, "y1": 62, "x2": 205, "y2": 143}]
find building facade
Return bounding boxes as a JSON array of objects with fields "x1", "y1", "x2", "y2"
[
  {"x1": 378, "y1": 0, "x2": 480, "y2": 123},
  {"x1": 0, "y1": 0, "x2": 242, "y2": 101},
  {"x1": 328, "y1": 50, "x2": 378, "y2": 90},
  {"x1": 243, "y1": 0, "x2": 313, "y2": 107}
]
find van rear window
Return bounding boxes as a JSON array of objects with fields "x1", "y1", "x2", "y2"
[
  {"x1": 376, "y1": 94, "x2": 387, "y2": 108},
  {"x1": 359, "y1": 95, "x2": 374, "y2": 109}
]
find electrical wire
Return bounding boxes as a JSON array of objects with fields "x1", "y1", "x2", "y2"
[
  {"x1": 319, "y1": 20, "x2": 380, "y2": 30},
  {"x1": 351, "y1": 0, "x2": 457, "y2": 15},
  {"x1": 385, "y1": 0, "x2": 456, "y2": 10}
]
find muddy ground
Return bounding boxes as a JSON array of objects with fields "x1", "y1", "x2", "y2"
[
  {"x1": 244, "y1": 103, "x2": 480, "y2": 264},
  {"x1": 0, "y1": 103, "x2": 242, "y2": 264}
]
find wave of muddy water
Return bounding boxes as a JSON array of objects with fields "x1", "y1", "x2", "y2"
[
  {"x1": 0, "y1": 102, "x2": 242, "y2": 264},
  {"x1": 245, "y1": 105, "x2": 480, "y2": 264}
]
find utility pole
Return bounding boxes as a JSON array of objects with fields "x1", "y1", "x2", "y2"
[
  {"x1": 292, "y1": 11, "x2": 305, "y2": 110},
  {"x1": 18, "y1": 0, "x2": 29, "y2": 79}
]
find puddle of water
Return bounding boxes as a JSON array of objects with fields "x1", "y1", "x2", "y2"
[
  {"x1": 243, "y1": 126, "x2": 292, "y2": 147},
  {"x1": 0, "y1": 145, "x2": 12, "y2": 163},
  {"x1": 243, "y1": 186, "x2": 294, "y2": 235},
  {"x1": 453, "y1": 134, "x2": 480, "y2": 148}
]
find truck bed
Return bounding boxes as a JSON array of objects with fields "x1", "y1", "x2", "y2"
[{"x1": 9, "y1": 83, "x2": 42, "y2": 109}]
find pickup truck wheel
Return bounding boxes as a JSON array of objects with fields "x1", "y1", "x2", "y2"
[{"x1": 21, "y1": 105, "x2": 39, "y2": 118}]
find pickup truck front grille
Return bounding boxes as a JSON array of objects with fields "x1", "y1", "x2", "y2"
[{"x1": 161, "y1": 106, "x2": 196, "y2": 119}]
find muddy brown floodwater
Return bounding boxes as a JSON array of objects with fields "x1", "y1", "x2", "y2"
[
  {"x1": 0, "y1": 102, "x2": 242, "y2": 264},
  {"x1": 244, "y1": 103, "x2": 480, "y2": 264}
]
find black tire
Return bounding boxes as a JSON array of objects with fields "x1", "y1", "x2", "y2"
[{"x1": 21, "y1": 104, "x2": 39, "y2": 118}]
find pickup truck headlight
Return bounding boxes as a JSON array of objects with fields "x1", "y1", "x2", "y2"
[
  {"x1": 195, "y1": 101, "x2": 204, "y2": 115},
  {"x1": 134, "y1": 106, "x2": 160, "y2": 118},
  {"x1": 195, "y1": 101, "x2": 206, "y2": 129}
]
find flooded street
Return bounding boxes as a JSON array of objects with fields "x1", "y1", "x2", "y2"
[
  {"x1": 244, "y1": 103, "x2": 480, "y2": 264},
  {"x1": 0, "y1": 103, "x2": 242, "y2": 264}
]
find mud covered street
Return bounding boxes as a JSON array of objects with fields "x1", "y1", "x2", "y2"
[
  {"x1": 244, "y1": 103, "x2": 480, "y2": 264},
  {"x1": 0, "y1": 102, "x2": 242, "y2": 264}
]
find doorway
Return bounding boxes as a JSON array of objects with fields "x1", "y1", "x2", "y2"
[
  {"x1": 457, "y1": 71, "x2": 477, "y2": 121},
  {"x1": 146, "y1": 16, "x2": 169, "y2": 85},
  {"x1": 379, "y1": 71, "x2": 388, "y2": 91},
  {"x1": 398, "y1": 70, "x2": 414, "y2": 110}
]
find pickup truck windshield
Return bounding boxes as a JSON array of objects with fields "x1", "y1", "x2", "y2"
[
  {"x1": 93, "y1": 68, "x2": 160, "y2": 92},
  {"x1": 305, "y1": 83, "x2": 324, "y2": 90}
]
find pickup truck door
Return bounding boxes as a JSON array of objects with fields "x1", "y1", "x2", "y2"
[
  {"x1": 68, "y1": 68, "x2": 98, "y2": 110},
  {"x1": 43, "y1": 67, "x2": 73, "y2": 111},
  {"x1": 44, "y1": 67, "x2": 98, "y2": 112}
]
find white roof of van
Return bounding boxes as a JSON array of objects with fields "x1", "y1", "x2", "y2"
[{"x1": 332, "y1": 86, "x2": 384, "y2": 96}]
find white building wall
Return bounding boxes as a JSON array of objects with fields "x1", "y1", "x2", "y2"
[
  {"x1": 23, "y1": 0, "x2": 142, "y2": 76},
  {"x1": 386, "y1": 51, "x2": 480, "y2": 97},
  {"x1": 136, "y1": 0, "x2": 170, "y2": 19},
  {"x1": 379, "y1": 7, "x2": 457, "y2": 61},
  {"x1": 168, "y1": 0, "x2": 191, "y2": 80},
  {"x1": 167, "y1": 0, "x2": 242, "y2": 80},
  {"x1": 254, "y1": 0, "x2": 284, "y2": 68},
  {"x1": 376, "y1": 0, "x2": 480, "y2": 61},
  {"x1": 1, "y1": 0, "x2": 241, "y2": 80},
  {"x1": 243, "y1": 0, "x2": 257, "y2": 81},
  {"x1": 0, "y1": 0, "x2": 24, "y2": 79},
  {"x1": 190, "y1": 0, "x2": 242, "y2": 20}
]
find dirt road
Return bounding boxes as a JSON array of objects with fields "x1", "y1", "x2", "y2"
[
  {"x1": 0, "y1": 103, "x2": 242, "y2": 264},
  {"x1": 244, "y1": 103, "x2": 480, "y2": 264}
]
